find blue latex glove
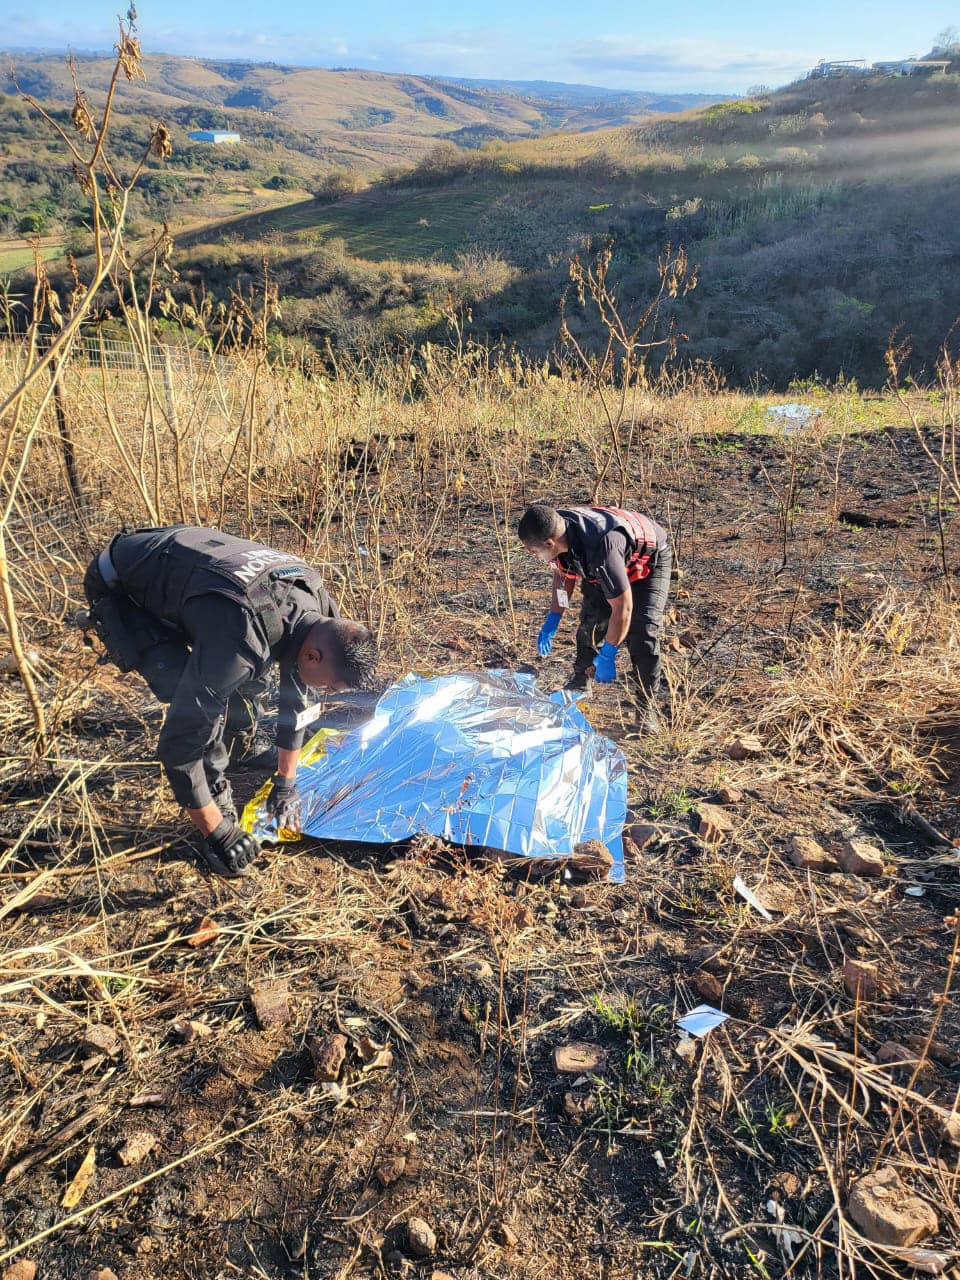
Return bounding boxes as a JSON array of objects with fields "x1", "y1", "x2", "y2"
[
  {"x1": 593, "y1": 641, "x2": 619, "y2": 684},
  {"x1": 537, "y1": 611, "x2": 563, "y2": 657}
]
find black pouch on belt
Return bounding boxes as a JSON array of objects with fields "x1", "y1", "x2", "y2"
[{"x1": 89, "y1": 592, "x2": 144, "y2": 672}]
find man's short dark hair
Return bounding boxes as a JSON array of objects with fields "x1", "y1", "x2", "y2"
[
  {"x1": 328, "y1": 619, "x2": 380, "y2": 690},
  {"x1": 518, "y1": 504, "x2": 564, "y2": 547}
]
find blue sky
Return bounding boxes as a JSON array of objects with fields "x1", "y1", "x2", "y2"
[{"x1": 1, "y1": 0, "x2": 956, "y2": 92}]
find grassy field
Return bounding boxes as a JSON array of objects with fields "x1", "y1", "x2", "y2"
[{"x1": 180, "y1": 183, "x2": 508, "y2": 262}]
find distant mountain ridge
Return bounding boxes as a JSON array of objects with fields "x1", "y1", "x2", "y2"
[{"x1": 0, "y1": 51, "x2": 725, "y2": 168}]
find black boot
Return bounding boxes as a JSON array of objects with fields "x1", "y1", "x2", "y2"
[
  {"x1": 209, "y1": 778, "x2": 238, "y2": 823},
  {"x1": 564, "y1": 669, "x2": 594, "y2": 694},
  {"x1": 228, "y1": 728, "x2": 278, "y2": 772}
]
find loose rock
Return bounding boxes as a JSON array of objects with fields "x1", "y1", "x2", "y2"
[
  {"x1": 726, "y1": 734, "x2": 764, "y2": 760},
  {"x1": 716, "y1": 786, "x2": 743, "y2": 805},
  {"x1": 896, "y1": 1248, "x2": 953, "y2": 1276},
  {"x1": 375, "y1": 1156, "x2": 406, "y2": 1187},
  {"x1": 906, "y1": 1036, "x2": 957, "y2": 1066},
  {"x1": 250, "y1": 980, "x2": 291, "y2": 1029},
  {"x1": 693, "y1": 970, "x2": 723, "y2": 1003},
  {"x1": 842, "y1": 958, "x2": 886, "y2": 1001},
  {"x1": 941, "y1": 1113, "x2": 960, "y2": 1148},
  {"x1": 627, "y1": 823, "x2": 660, "y2": 851},
  {"x1": 838, "y1": 839, "x2": 885, "y2": 877},
  {"x1": 171, "y1": 1018, "x2": 213, "y2": 1043},
  {"x1": 82, "y1": 1024, "x2": 121, "y2": 1059},
  {"x1": 117, "y1": 1130, "x2": 156, "y2": 1167},
  {"x1": 495, "y1": 1222, "x2": 518, "y2": 1247},
  {"x1": 184, "y1": 915, "x2": 220, "y2": 947},
  {"x1": 847, "y1": 1166, "x2": 938, "y2": 1246},
  {"x1": 309, "y1": 1032, "x2": 348, "y2": 1082},
  {"x1": 86, "y1": 1270, "x2": 120, "y2": 1280},
  {"x1": 570, "y1": 840, "x2": 614, "y2": 880},
  {"x1": 768, "y1": 1171, "x2": 801, "y2": 1199},
  {"x1": 696, "y1": 803, "x2": 734, "y2": 844},
  {"x1": 563, "y1": 1089, "x2": 596, "y2": 1122},
  {"x1": 786, "y1": 835, "x2": 837, "y2": 872},
  {"x1": 877, "y1": 1041, "x2": 920, "y2": 1067},
  {"x1": 462, "y1": 958, "x2": 494, "y2": 981},
  {"x1": 553, "y1": 1041, "x2": 607, "y2": 1073},
  {"x1": 3, "y1": 1263, "x2": 38, "y2": 1280},
  {"x1": 406, "y1": 1217, "x2": 436, "y2": 1257}
]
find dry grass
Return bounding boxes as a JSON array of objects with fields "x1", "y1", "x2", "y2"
[{"x1": 1, "y1": 326, "x2": 959, "y2": 1278}]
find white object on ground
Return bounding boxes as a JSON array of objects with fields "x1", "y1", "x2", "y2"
[
  {"x1": 733, "y1": 875, "x2": 774, "y2": 921},
  {"x1": 677, "y1": 1005, "x2": 730, "y2": 1038}
]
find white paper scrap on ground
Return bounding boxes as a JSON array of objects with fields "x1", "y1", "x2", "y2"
[
  {"x1": 677, "y1": 1005, "x2": 730, "y2": 1038},
  {"x1": 765, "y1": 403, "x2": 820, "y2": 436},
  {"x1": 733, "y1": 874, "x2": 774, "y2": 921}
]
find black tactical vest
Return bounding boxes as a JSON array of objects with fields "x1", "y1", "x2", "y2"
[{"x1": 111, "y1": 526, "x2": 331, "y2": 649}]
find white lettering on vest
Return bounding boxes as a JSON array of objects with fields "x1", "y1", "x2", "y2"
[{"x1": 233, "y1": 549, "x2": 295, "y2": 584}]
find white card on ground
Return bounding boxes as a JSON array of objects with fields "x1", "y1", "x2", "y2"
[{"x1": 677, "y1": 1004, "x2": 730, "y2": 1038}]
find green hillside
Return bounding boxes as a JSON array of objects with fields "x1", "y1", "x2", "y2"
[
  {"x1": 5, "y1": 48, "x2": 960, "y2": 387},
  {"x1": 173, "y1": 67, "x2": 960, "y2": 385}
]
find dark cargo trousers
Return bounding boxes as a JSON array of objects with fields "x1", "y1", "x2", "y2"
[
  {"x1": 83, "y1": 558, "x2": 268, "y2": 798},
  {"x1": 573, "y1": 544, "x2": 673, "y2": 698}
]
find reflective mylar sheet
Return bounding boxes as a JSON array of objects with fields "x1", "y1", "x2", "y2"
[{"x1": 247, "y1": 670, "x2": 627, "y2": 881}]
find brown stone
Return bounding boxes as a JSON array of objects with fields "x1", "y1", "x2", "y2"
[
  {"x1": 906, "y1": 1036, "x2": 957, "y2": 1066},
  {"x1": 570, "y1": 889, "x2": 589, "y2": 908},
  {"x1": 495, "y1": 1223, "x2": 518, "y2": 1248},
  {"x1": 786, "y1": 836, "x2": 837, "y2": 872},
  {"x1": 171, "y1": 1018, "x2": 213, "y2": 1043},
  {"x1": 847, "y1": 1165, "x2": 938, "y2": 1246},
  {"x1": 553, "y1": 1041, "x2": 607, "y2": 1073},
  {"x1": 838, "y1": 839, "x2": 885, "y2": 877},
  {"x1": 726, "y1": 734, "x2": 764, "y2": 760},
  {"x1": 570, "y1": 840, "x2": 614, "y2": 880},
  {"x1": 185, "y1": 915, "x2": 220, "y2": 948},
  {"x1": 696, "y1": 803, "x2": 734, "y2": 844},
  {"x1": 716, "y1": 787, "x2": 743, "y2": 805},
  {"x1": 431, "y1": 1273, "x2": 456, "y2": 1280},
  {"x1": 876, "y1": 1041, "x2": 920, "y2": 1067},
  {"x1": 86, "y1": 1270, "x2": 119, "y2": 1280},
  {"x1": 309, "y1": 1032, "x2": 348, "y2": 1082},
  {"x1": 406, "y1": 1217, "x2": 436, "y2": 1257},
  {"x1": 563, "y1": 1089, "x2": 596, "y2": 1122},
  {"x1": 769, "y1": 1171, "x2": 801, "y2": 1199},
  {"x1": 941, "y1": 1113, "x2": 960, "y2": 1148},
  {"x1": 627, "y1": 823, "x2": 660, "y2": 851},
  {"x1": 117, "y1": 1130, "x2": 156, "y2": 1166},
  {"x1": 82, "y1": 1024, "x2": 121, "y2": 1058},
  {"x1": 374, "y1": 1156, "x2": 406, "y2": 1187},
  {"x1": 3, "y1": 1263, "x2": 38, "y2": 1280},
  {"x1": 895, "y1": 1249, "x2": 953, "y2": 1276},
  {"x1": 250, "y1": 980, "x2": 291, "y2": 1029},
  {"x1": 842, "y1": 958, "x2": 886, "y2": 1001},
  {"x1": 693, "y1": 970, "x2": 723, "y2": 1003}
]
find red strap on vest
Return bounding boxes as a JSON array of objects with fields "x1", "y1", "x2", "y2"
[{"x1": 596, "y1": 507, "x2": 657, "y2": 582}]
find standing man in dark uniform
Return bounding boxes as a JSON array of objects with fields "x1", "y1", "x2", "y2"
[
  {"x1": 518, "y1": 503, "x2": 672, "y2": 729},
  {"x1": 81, "y1": 526, "x2": 379, "y2": 876}
]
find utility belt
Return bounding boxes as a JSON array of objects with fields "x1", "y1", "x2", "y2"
[{"x1": 86, "y1": 540, "x2": 177, "y2": 672}]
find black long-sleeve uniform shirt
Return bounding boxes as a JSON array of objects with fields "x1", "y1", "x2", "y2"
[{"x1": 107, "y1": 527, "x2": 337, "y2": 809}]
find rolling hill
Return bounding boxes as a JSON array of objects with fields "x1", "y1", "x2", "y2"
[
  {"x1": 0, "y1": 53, "x2": 720, "y2": 168},
  {"x1": 170, "y1": 66, "x2": 960, "y2": 385}
]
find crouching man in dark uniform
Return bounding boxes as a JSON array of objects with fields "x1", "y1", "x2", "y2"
[
  {"x1": 518, "y1": 503, "x2": 672, "y2": 730},
  {"x1": 81, "y1": 526, "x2": 379, "y2": 877}
]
